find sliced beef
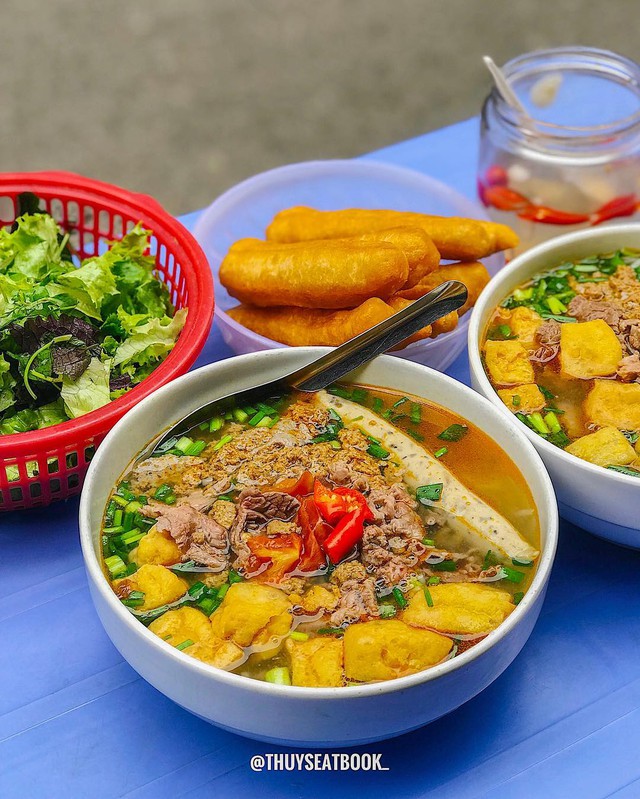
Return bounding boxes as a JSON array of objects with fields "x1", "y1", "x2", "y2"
[
  {"x1": 129, "y1": 454, "x2": 204, "y2": 495},
  {"x1": 366, "y1": 483, "x2": 425, "y2": 540},
  {"x1": 230, "y1": 489, "x2": 301, "y2": 565},
  {"x1": 620, "y1": 319, "x2": 640, "y2": 354},
  {"x1": 536, "y1": 319, "x2": 561, "y2": 347},
  {"x1": 617, "y1": 353, "x2": 640, "y2": 382},
  {"x1": 143, "y1": 501, "x2": 229, "y2": 570},
  {"x1": 567, "y1": 295, "x2": 624, "y2": 330},
  {"x1": 327, "y1": 461, "x2": 370, "y2": 492},
  {"x1": 330, "y1": 576, "x2": 379, "y2": 627}
]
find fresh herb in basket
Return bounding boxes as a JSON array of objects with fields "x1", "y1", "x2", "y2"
[{"x1": 0, "y1": 211, "x2": 187, "y2": 435}]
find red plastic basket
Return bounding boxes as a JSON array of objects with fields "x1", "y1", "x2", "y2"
[{"x1": 0, "y1": 171, "x2": 214, "y2": 511}]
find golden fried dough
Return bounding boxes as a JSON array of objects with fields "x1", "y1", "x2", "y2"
[
  {"x1": 266, "y1": 207, "x2": 518, "y2": 261},
  {"x1": 387, "y1": 297, "x2": 458, "y2": 340},
  {"x1": 227, "y1": 298, "x2": 433, "y2": 347},
  {"x1": 344, "y1": 227, "x2": 440, "y2": 288},
  {"x1": 393, "y1": 261, "x2": 490, "y2": 315},
  {"x1": 219, "y1": 238, "x2": 408, "y2": 309}
]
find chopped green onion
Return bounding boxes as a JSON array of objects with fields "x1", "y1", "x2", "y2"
[
  {"x1": 327, "y1": 385, "x2": 352, "y2": 399},
  {"x1": 427, "y1": 576, "x2": 441, "y2": 586},
  {"x1": 121, "y1": 590, "x2": 145, "y2": 608},
  {"x1": 528, "y1": 412, "x2": 550, "y2": 435},
  {"x1": 289, "y1": 631, "x2": 310, "y2": 642},
  {"x1": 424, "y1": 588, "x2": 434, "y2": 607},
  {"x1": 175, "y1": 436, "x2": 194, "y2": 454},
  {"x1": 432, "y1": 560, "x2": 457, "y2": 572},
  {"x1": 543, "y1": 411, "x2": 562, "y2": 434},
  {"x1": 176, "y1": 639, "x2": 194, "y2": 651},
  {"x1": 410, "y1": 404, "x2": 421, "y2": 424},
  {"x1": 248, "y1": 410, "x2": 266, "y2": 426},
  {"x1": 212, "y1": 434, "x2": 233, "y2": 451},
  {"x1": 438, "y1": 424, "x2": 468, "y2": 442},
  {"x1": 256, "y1": 401, "x2": 277, "y2": 415},
  {"x1": 546, "y1": 296, "x2": 567, "y2": 315},
  {"x1": 433, "y1": 447, "x2": 448, "y2": 459},
  {"x1": 416, "y1": 483, "x2": 443, "y2": 503},
  {"x1": 422, "y1": 537, "x2": 435, "y2": 547},
  {"x1": 367, "y1": 442, "x2": 390, "y2": 459},
  {"x1": 329, "y1": 440, "x2": 342, "y2": 450},
  {"x1": 188, "y1": 581, "x2": 206, "y2": 598},
  {"x1": 512, "y1": 395, "x2": 521, "y2": 408},
  {"x1": 513, "y1": 591, "x2": 525, "y2": 605},
  {"x1": 102, "y1": 525, "x2": 125, "y2": 535},
  {"x1": 392, "y1": 396, "x2": 409, "y2": 409},
  {"x1": 198, "y1": 597, "x2": 219, "y2": 616},
  {"x1": 255, "y1": 415, "x2": 274, "y2": 428},
  {"x1": 209, "y1": 416, "x2": 224, "y2": 432},
  {"x1": 105, "y1": 554, "x2": 127, "y2": 579},
  {"x1": 351, "y1": 388, "x2": 368, "y2": 403},
  {"x1": 407, "y1": 429, "x2": 424, "y2": 442},
  {"x1": 512, "y1": 557, "x2": 533, "y2": 567},
  {"x1": 265, "y1": 667, "x2": 291, "y2": 685},
  {"x1": 228, "y1": 569, "x2": 244, "y2": 584},
  {"x1": 184, "y1": 440, "x2": 207, "y2": 457},
  {"x1": 501, "y1": 566, "x2": 526, "y2": 583},
  {"x1": 153, "y1": 484, "x2": 177, "y2": 504},
  {"x1": 217, "y1": 584, "x2": 229, "y2": 600},
  {"x1": 378, "y1": 604, "x2": 396, "y2": 619},
  {"x1": 372, "y1": 397, "x2": 384, "y2": 413},
  {"x1": 233, "y1": 408, "x2": 249, "y2": 423},
  {"x1": 111, "y1": 494, "x2": 129, "y2": 508},
  {"x1": 622, "y1": 430, "x2": 639, "y2": 445},
  {"x1": 538, "y1": 385, "x2": 555, "y2": 401},
  {"x1": 317, "y1": 627, "x2": 345, "y2": 636},
  {"x1": 392, "y1": 587, "x2": 408, "y2": 609}
]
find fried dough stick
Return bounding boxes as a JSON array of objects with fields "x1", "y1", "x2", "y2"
[
  {"x1": 337, "y1": 227, "x2": 439, "y2": 288},
  {"x1": 393, "y1": 261, "x2": 491, "y2": 316},
  {"x1": 227, "y1": 298, "x2": 433, "y2": 347},
  {"x1": 219, "y1": 238, "x2": 409, "y2": 309},
  {"x1": 266, "y1": 207, "x2": 518, "y2": 261}
]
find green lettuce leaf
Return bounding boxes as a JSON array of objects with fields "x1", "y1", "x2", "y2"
[
  {"x1": 112, "y1": 308, "x2": 187, "y2": 369},
  {"x1": 61, "y1": 357, "x2": 111, "y2": 418},
  {"x1": 0, "y1": 214, "x2": 65, "y2": 281},
  {"x1": 0, "y1": 354, "x2": 16, "y2": 414},
  {"x1": 55, "y1": 256, "x2": 118, "y2": 316}
]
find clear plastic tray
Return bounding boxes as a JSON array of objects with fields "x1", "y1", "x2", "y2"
[{"x1": 194, "y1": 159, "x2": 504, "y2": 371}]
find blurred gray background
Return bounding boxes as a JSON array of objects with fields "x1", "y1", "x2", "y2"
[{"x1": 2, "y1": 0, "x2": 638, "y2": 214}]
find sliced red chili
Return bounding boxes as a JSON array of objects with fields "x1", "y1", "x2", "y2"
[
  {"x1": 517, "y1": 205, "x2": 590, "y2": 225},
  {"x1": 591, "y1": 194, "x2": 638, "y2": 226},
  {"x1": 322, "y1": 505, "x2": 368, "y2": 564},
  {"x1": 484, "y1": 165, "x2": 509, "y2": 187},
  {"x1": 484, "y1": 185, "x2": 532, "y2": 212}
]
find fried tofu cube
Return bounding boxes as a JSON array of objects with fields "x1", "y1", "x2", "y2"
[
  {"x1": 298, "y1": 584, "x2": 340, "y2": 614},
  {"x1": 400, "y1": 583, "x2": 514, "y2": 636},
  {"x1": 210, "y1": 582, "x2": 292, "y2": 648},
  {"x1": 560, "y1": 320, "x2": 622, "y2": 379},
  {"x1": 285, "y1": 636, "x2": 344, "y2": 687},
  {"x1": 507, "y1": 306, "x2": 542, "y2": 347},
  {"x1": 149, "y1": 607, "x2": 244, "y2": 669},
  {"x1": 132, "y1": 527, "x2": 182, "y2": 566},
  {"x1": 484, "y1": 340, "x2": 535, "y2": 386},
  {"x1": 343, "y1": 619, "x2": 452, "y2": 682},
  {"x1": 565, "y1": 426, "x2": 636, "y2": 467},
  {"x1": 210, "y1": 499, "x2": 237, "y2": 529},
  {"x1": 114, "y1": 564, "x2": 187, "y2": 610},
  {"x1": 585, "y1": 380, "x2": 640, "y2": 430},
  {"x1": 498, "y1": 383, "x2": 545, "y2": 414}
]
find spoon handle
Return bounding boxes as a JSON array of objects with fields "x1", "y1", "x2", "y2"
[{"x1": 287, "y1": 280, "x2": 468, "y2": 393}]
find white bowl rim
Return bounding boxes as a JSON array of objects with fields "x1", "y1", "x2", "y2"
[
  {"x1": 79, "y1": 348, "x2": 558, "y2": 701},
  {"x1": 192, "y1": 157, "x2": 494, "y2": 356},
  {"x1": 468, "y1": 222, "x2": 640, "y2": 492}
]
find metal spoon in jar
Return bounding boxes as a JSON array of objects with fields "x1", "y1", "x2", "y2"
[{"x1": 151, "y1": 280, "x2": 468, "y2": 451}]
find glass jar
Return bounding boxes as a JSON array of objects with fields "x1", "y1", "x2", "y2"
[{"x1": 478, "y1": 47, "x2": 640, "y2": 254}]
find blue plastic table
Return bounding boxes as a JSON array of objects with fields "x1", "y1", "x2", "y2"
[{"x1": 3, "y1": 119, "x2": 640, "y2": 799}]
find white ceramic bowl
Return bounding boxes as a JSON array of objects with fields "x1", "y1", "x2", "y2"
[
  {"x1": 469, "y1": 224, "x2": 640, "y2": 548},
  {"x1": 192, "y1": 159, "x2": 504, "y2": 372},
  {"x1": 79, "y1": 349, "x2": 558, "y2": 746}
]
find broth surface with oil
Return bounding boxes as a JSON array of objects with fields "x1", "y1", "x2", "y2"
[{"x1": 101, "y1": 384, "x2": 540, "y2": 688}]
